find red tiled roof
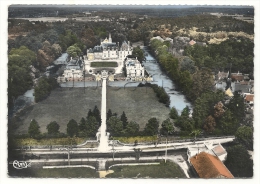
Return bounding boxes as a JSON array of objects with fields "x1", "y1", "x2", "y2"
[
  {"x1": 245, "y1": 94, "x2": 254, "y2": 102},
  {"x1": 231, "y1": 74, "x2": 244, "y2": 81},
  {"x1": 189, "y1": 40, "x2": 196, "y2": 46},
  {"x1": 190, "y1": 152, "x2": 234, "y2": 178}
]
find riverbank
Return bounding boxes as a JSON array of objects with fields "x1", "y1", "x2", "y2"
[{"x1": 142, "y1": 46, "x2": 192, "y2": 114}]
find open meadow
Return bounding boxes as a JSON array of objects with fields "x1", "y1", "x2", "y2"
[{"x1": 10, "y1": 86, "x2": 170, "y2": 134}]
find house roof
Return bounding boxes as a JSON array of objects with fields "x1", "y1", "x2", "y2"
[
  {"x1": 189, "y1": 40, "x2": 196, "y2": 46},
  {"x1": 190, "y1": 152, "x2": 234, "y2": 178},
  {"x1": 212, "y1": 144, "x2": 227, "y2": 157},
  {"x1": 231, "y1": 73, "x2": 244, "y2": 81},
  {"x1": 217, "y1": 71, "x2": 229, "y2": 80},
  {"x1": 245, "y1": 94, "x2": 254, "y2": 102},
  {"x1": 234, "y1": 83, "x2": 251, "y2": 93}
]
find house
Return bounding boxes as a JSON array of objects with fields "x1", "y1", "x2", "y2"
[
  {"x1": 225, "y1": 88, "x2": 234, "y2": 98},
  {"x1": 189, "y1": 152, "x2": 234, "y2": 178},
  {"x1": 231, "y1": 72, "x2": 244, "y2": 82},
  {"x1": 234, "y1": 83, "x2": 252, "y2": 94},
  {"x1": 189, "y1": 40, "x2": 196, "y2": 46},
  {"x1": 125, "y1": 57, "x2": 145, "y2": 80},
  {"x1": 187, "y1": 142, "x2": 227, "y2": 162},
  {"x1": 244, "y1": 94, "x2": 254, "y2": 104},
  {"x1": 217, "y1": 71, "x2": 229, "y2": 81}
]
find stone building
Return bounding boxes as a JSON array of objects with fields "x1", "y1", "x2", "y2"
[
  {"x1": 125, "y1": 57, "x2": 145, "y2": 80},
  {"x1": 87, "y1": 33, "x2": 132, "y2": 61}
]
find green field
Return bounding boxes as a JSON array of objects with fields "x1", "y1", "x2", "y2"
[
  {"x1": 106, "y1": 161, "x2": 186, "y2": 178},
  {"x1": 11, "y1": 87, "x2": 170, "y2": 134},
  {"x1": 90, "y1": 62, "x2": 118, "y2": 67}
]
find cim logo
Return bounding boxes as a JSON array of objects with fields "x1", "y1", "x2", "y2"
[{"x1": 13, "y1": 160, "x2": 31, "y2": 169}]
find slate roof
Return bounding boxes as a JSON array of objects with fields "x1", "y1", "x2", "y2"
[
  {"x1": 234, "y1": 83, "x2": 251, "y2": 93},
  {"x1": 190, "y1": 152, "x2": 234, "y2": 178}
]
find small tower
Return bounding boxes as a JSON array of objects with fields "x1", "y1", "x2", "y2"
[{"x1": 109, "y1": 33, "x2": 112, "y2": 43}]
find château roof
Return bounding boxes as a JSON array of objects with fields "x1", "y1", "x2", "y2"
[{"x1": 190, "y1": 152, "x2": 234, "y2": 179}]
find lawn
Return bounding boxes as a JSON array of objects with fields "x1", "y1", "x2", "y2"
[
  {"x1": 90, "y1": 62, "x2": 118, "y2": 67},
  {"x1": 106, "y1": 161, "x2": 186, "y2": 178},
  {"x1": 11, "y1": 87, "x2": 170, "y2": 134},
  {"x1": 13, "y1": 137, "x2": 86, "y2": 146},
  {"x1": 8, "y1": 167, "x2": 99, "y2": 178}
]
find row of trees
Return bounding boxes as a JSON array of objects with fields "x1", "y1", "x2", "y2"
[
  {"x1": 138, "y1": 83, "x2": 170, "y2": 107},
  {"x1": 150, "y1": 39, "x2": 214, "y2": 102},
  {"x1": 27, "y1": 106, "x2": 175, "y2": 140}
]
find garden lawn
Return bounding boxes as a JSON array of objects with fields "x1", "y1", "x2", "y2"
[{"x1": 90, "y1": 62, "x2": 118, "y2": 67}]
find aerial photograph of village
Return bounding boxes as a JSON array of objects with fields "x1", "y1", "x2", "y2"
[{"x1": 4, "y1": 2, "x2": 258, "y2": 181}]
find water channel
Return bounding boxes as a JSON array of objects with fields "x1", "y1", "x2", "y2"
[{"x1": 142, "y1": 47, "x2": 192, "y2": 114}]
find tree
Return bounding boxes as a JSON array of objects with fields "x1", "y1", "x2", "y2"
[
  {"x1": 85, "y1": 116, "x2": 99, "y2": 137},
  {"x1": 46, "y1": 121, "x2": 60, "y2": 135},
  {"x1": 203, "y1": 115, "x2": 216, "y2": 133},
  {"x1": 181, "y1": 106, "x2": 190, "y2": 117},
  {"x1": 107, "y1": 116, "x2": 123, "y2": 137},
  {"x1": 227, "y1": 92, "x2": 246, "y2": 124},
  {"x1": 192, "y1": 90, "x2": 225, "y2": 128},
  {"x1": 79, "y1": 117, "x2": 86, "y2": 130},
  {"x1": 125, "y1": 121, "x2": 140, "y2": 137},
  {"x1": 107, "y1": 109, "x2": 113, "y2": 120},
  {"x1": 66, "y1": 44, "x2": 82, "y2": 58},
  {"x1": 8, "y1": 46, "x2": 36, "y2": 106},
  {"x1": 169, "y1": 107, "x2": 179, "y2": 119},
  {"x1": 67, "y1": 119, "x2": 78, "y2": 137},
  {"x1": 34, "y1": 77, "x2": 59, "y2": 102},
  {"x1": 176, "y1": 116, "x2": 195, "y2": 132},
  {"x1": 132, "y1": 46, "x2": 145, "y2": 62},
  {"x1": 93, "y1": 106, "x2": 101, "y2": 126},
  {"x1": 144, "y1": 118, "x2": 159, "y2": 136},
  {"x1": 219, "y1": 110, "x2": 238, "y2": 135},
  {"x1": 180, "y1": 57, "x2": 196, "y2": 74},
  {"x1": 213, "y1": 101, "x2": 225, "y2": 118},
  {"x1": 87, "y1": 109, "x2": 93, "y2": 118},
  {"x1": 120, "y1": 111, "x2": 128, "y2": 129},
  {"x1": 191, "y1": 67, "x2": 214, "y2": 101},
  {"x1": 225, "y1": 144, "x2": 253, "y2": 177},
  {"x1": 190, "y1": 129, "x2": 201, "y2": 140},
  {"x1": 235, "y1": 126, "x2": 253, "y2": 150},
  {"x1": 28, "y1": 119, "x2": 40, "y2": 139},
  {"x1": 160, "y1": 119, "x2": 174, "y2": 136}
]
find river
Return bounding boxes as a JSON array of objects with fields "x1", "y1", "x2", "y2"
[{"x1": 142, "y1": 47, "x2": 192, "y2": 114}]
